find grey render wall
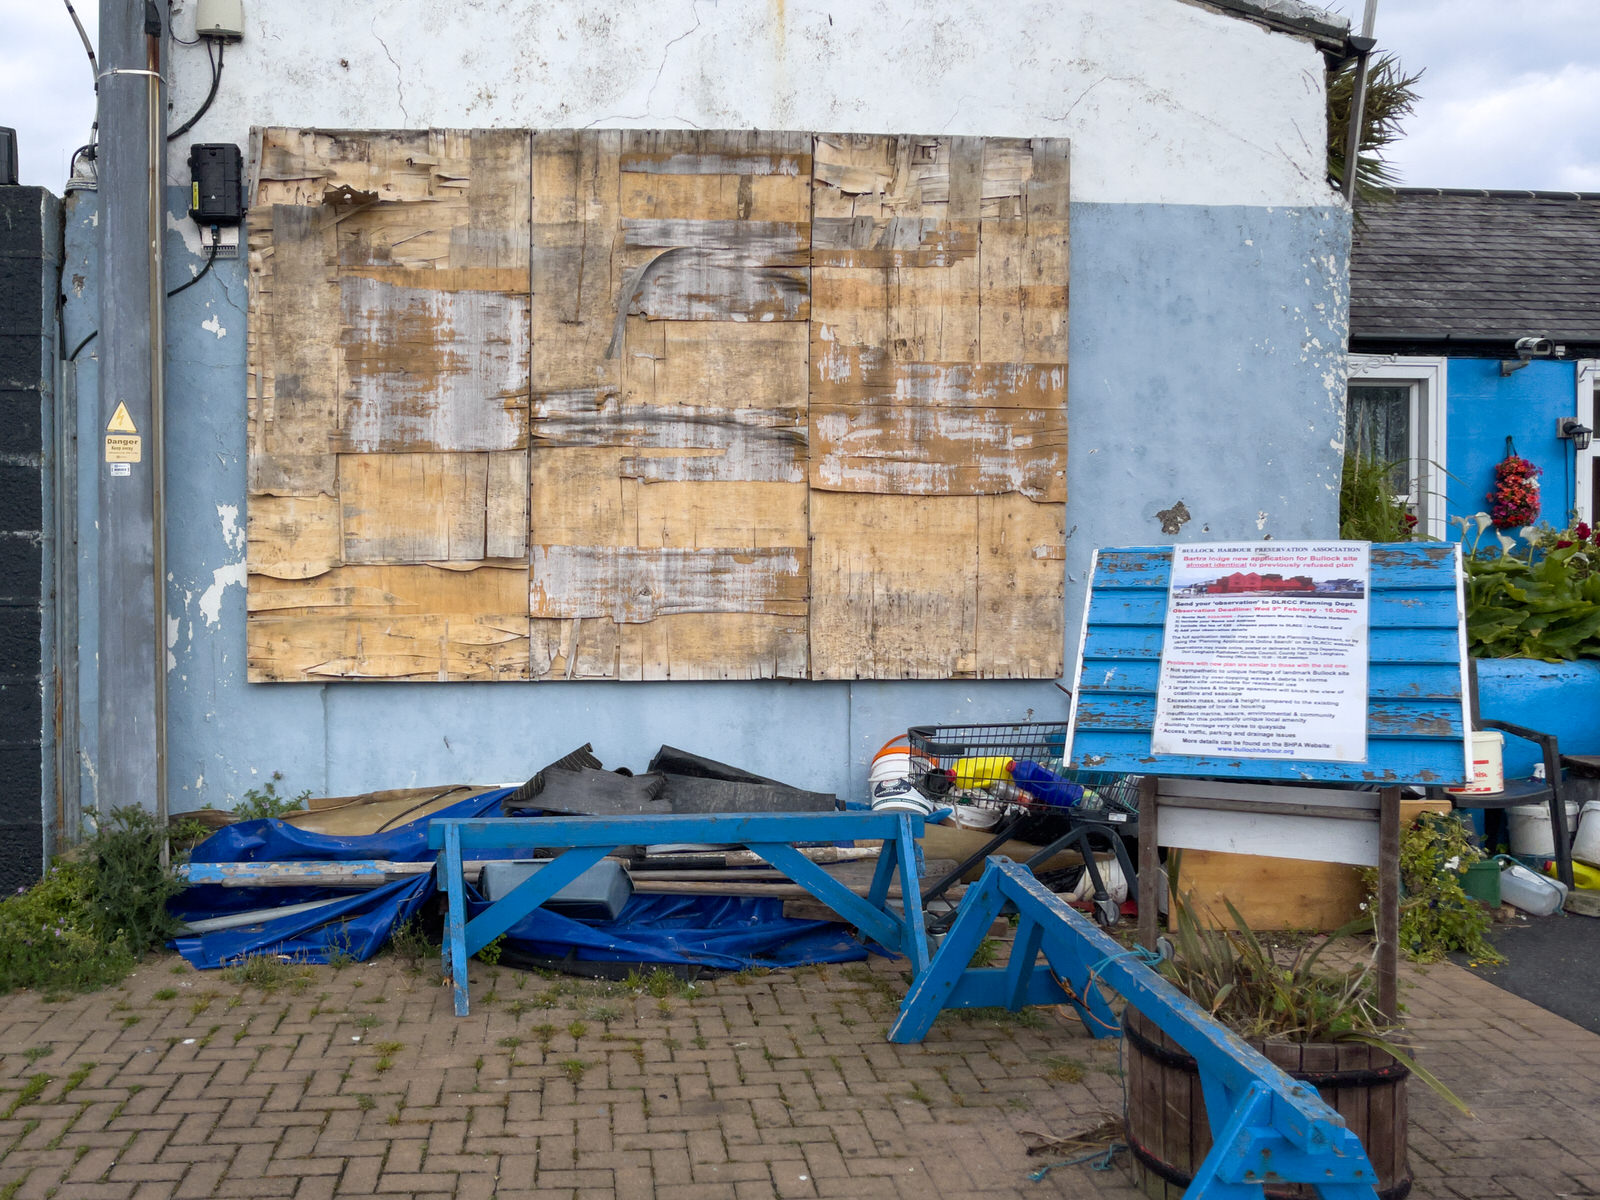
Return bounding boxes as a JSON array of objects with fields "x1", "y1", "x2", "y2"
[
  {"x1": 57, "y1": 0, "x2": 1353, "y2": 816},
  {"x1": 60, "y1": 192, "x2": 1350, "y2": 813},
  {"x1": 0, "y1": 187, "x2": 56, "y2": 885}
]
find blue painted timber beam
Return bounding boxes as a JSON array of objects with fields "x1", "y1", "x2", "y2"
[
  {"x1": 891, "y1": 859, "x2": 1381, "y2": 1199},
  {"x1": 431, "y1": 811, "x2": 929, "y2": 1016}
]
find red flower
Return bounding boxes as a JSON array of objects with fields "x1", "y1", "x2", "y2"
[
  {"x1": 1577, "y1": 522, "x2": 1593, "y2": 541},
  {"x1": 1557, "y1": 539, "x2": 1575, "y2": 549}
]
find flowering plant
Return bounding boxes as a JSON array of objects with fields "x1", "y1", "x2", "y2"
[
  {"x1": 1459, "y1": 512, "x2": 1600, "y2": 659},
  {"x1": 1487, "y1": 452, "x2": 1541, "y2": 528}
]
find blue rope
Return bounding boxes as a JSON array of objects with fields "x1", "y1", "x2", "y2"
[{"x1": 1028, "y1": 1142, "x2": 1125, "y2": 1182}]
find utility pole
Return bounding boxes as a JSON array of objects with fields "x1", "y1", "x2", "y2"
[{"x1": 95, "y1": 0, "x2": 163, "y2": 823}]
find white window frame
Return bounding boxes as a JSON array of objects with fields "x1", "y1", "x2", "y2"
[
  {"x1": 1578, "y1": 360, "x2": 1600, "y2": 526},
  {"x1": 1346, "y1": 355, "x2": 1448, "y2": 540}
]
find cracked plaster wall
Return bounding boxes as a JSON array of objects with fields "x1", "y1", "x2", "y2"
[{"x1": 65, "y1": 0, "x2": 1353, "y2": 809}]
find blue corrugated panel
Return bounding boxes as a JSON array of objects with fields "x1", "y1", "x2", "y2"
[{"x1": 1067, "y1": 544, "x2": 1469, "y2": 786}]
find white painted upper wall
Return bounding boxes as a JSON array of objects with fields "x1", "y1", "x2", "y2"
[{"x1": 162, "y1": 0, "x2": 1342, "y2": 208}]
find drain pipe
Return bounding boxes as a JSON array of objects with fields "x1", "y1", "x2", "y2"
[
  {"x1": 144, "y1": 5, "x2": 170, "y2": 861},
  {"x1": 1340, "y1": 0, "x2": 1380, "y2": 204}
]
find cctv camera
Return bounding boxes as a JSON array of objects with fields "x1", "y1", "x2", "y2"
[{"x1": 1514, "y1": 337, "x2": 1555, "y2": 359}]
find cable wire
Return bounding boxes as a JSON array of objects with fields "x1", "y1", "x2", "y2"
[
  {"x1": 68, "y1": 232, "x2": 224, "y2": 360},
  {"x1": 167, "y1": 39, "x2": 223, "y2": 141},
  {"x1": 166, "y1": 237, "x2": 220, "y2": 298}
]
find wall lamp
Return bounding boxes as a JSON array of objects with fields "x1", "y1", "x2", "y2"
[{"x1": 1558, "y1": 418, "x2": 1593, "y2": 452}]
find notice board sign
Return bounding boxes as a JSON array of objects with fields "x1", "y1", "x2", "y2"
[
  {"x1": 1066, "y1": 542, "x2": 1470, "y2": 787},
  {"x1": 1151, "y1": 543, "x2": 1369, "y2": 763}
]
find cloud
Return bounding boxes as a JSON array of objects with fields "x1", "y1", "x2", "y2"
[
  {"x1": 1326, "y1": 0, "x2": 1600, "y2": 191},
  {"x1": 1393, "y1": 62, "x2": 1600, "y2": 190},
  {"x1": 0, "y1": 3, "x2": 99, "y2": 189}
]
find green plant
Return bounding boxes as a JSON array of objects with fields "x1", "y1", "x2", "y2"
[
  {"x1": 1327, "y1": 53, "x2": 1424, "y2": 203},
  {"x1": 232, "y1": 772, "x2": 310, "y2": 821},
  {"x1": 1364, "y1": 813, "x2": 1502, "y2": 966},
  {"x1": 1459, "y1": 512, "x2": 1600, "y2": 660},
  {"x1": 475, "y1": 936, "x2": 505, "y2": 966},
  {"x1": 1162, "y1": 859, "x2": 1467, "y2": 1113},
  {"x1": 387, "y1": 917, "x2": 432, "y2": 974},
  {"x1": 1339, "y1": 450, "x2": 1417, "y2": 542},
  {"x1": 84, "y1": 806, "x2": 187, "y2": 955},
  {"x1": 559, "y1": 1059, "x2": 589, "y2": 1083},
  {"x1": 3, "y1": 1074, "x2": 50, "y2": 1118}
]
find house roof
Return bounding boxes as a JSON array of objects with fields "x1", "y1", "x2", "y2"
[{"x1": 1349, "y1": 188, "x2": 1600, "y2": 352}]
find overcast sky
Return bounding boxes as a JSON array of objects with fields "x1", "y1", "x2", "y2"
[{"x1": 2, "y1": 0, "x2": 1598, "y2": 193}]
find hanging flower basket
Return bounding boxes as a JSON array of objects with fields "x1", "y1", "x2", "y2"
[{"x1": 1487, "y1": 438, "x2": 1541, "y2": 529}]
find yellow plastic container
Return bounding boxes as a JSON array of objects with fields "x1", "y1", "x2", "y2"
[
  {"x1": 1544, "y1": 859, "x2": 1600, "y2": 890},
  {"x1": 951, "y1": 756, "x2": 1014, "y2": 788}
]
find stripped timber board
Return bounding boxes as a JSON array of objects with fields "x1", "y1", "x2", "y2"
[{"x1": 248, "y1": 128, "x2": 1069, "y2": 682}]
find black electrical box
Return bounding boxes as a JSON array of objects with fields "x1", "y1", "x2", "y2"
[{"x1": 187, "y1": 143, "x2": 243, "y2": 225}]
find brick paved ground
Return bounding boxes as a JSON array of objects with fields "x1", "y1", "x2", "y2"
[{"x1": 0, "y1": 940, "x2": 1594, "y2": 1199}]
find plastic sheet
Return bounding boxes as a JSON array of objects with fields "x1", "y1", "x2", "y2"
[{"x1": 171, "y1": 787, "x2": 869, "y2": 970}]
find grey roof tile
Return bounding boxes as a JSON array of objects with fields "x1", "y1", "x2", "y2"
[{"x1": 1350, "y1": 189, "x2": 1600, "y2": 343}]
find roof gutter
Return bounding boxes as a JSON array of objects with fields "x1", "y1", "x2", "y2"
[{"x1": 1192, "y1": 0, "x2": 1351, "y2": 52}]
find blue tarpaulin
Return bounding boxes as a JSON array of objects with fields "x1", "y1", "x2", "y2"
[{"x1": 171, "y1": 787, "x2": 869, "y2": 970}]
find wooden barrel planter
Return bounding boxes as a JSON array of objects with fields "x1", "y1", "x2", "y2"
[{"x1": 1123, "y1": 1008, "x2": 1411, "y2": 1199}]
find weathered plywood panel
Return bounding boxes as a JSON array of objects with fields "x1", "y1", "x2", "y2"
[
  {"x1": 531, "y1": 130, "x2": 622, "y2": 393},
  {"x1": 633, "y1": 482, "x2": 809, "y2": 549},
  {"x1": 248, "y1": 494, "x2": 341, "y2": 581},
  {"x1": 804, "y1": 136, "x2": 1067, "y2": 679},
  {"x1": 250, "y1": 127, "x2": 1067, "y2": 683},
  {"x1": 975, "y1": 493, "x2": 1065, "y2": 678},
  {"x1": 810, "y1": 401, "x2": 1066, "y2": 500},
  {"x1": 621, "y1": 321, "x2": 808, "y2": 411},
  {"x1": 339, "y1": 452, "x2": 518, "y2": 565},
  {"x1": 808, "y1": 491, "x2": 980, "y2": 680},
  {"x1": 530, "y1": 613, "x2": 807, "y2": 681},
  {"x1": 247, "y1": 204, "x2": 340, "y2": 498},
  {"x1": 337, "y1": 277, "x2": 529, "y2": 453},
  {"x1": 247, "y1": 563, "x2": 529, "y2": 682},
  {"x1": 530, "y1": 545, "x2": 808, "y2": 624}
]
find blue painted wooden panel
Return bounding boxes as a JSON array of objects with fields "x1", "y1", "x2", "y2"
[{"x1": 1068, "y1": 544, "x2": 1470, "y2": 785}]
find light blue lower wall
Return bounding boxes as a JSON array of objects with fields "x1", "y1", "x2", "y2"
[
  {"x1": 1445, "y1": 358, "x2": 1580, "y2": 534},
  {"x1": 1476, "y1": 659, "x2": 1600, "y2": 773},
  {"x1": 63, "y1": 194, "x2": 1350, "y2": 811}
]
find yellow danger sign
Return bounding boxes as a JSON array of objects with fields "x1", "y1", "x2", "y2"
[
  {"x1": 105, "y1": 434, "x2": 142, "y2": 464},
  {"x1": 107, "y1": 402, "x2": 138, "y2": 434}
]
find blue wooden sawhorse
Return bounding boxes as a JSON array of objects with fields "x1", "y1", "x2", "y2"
[
  {"x1": 893, "y1": 859, "x2": 1382, "y2": 1199},
  {"x1": 427, "y1": 811, "x2": 930, "y2": 1016}
]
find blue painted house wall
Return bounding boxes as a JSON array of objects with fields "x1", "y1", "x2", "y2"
[{"x1": 1445, "y1": 358, "x2": 1580, "y2": 534}]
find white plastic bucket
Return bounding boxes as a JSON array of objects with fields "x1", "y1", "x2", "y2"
[
  {"x1": 1447, "y1": 731, "x2": 1505, "y2": 795},
  {"x1": 1571, "y1": 801, "x2": 1600, "y2": 867},
  {"x1": 1497, "y1": 856, "x2": 1568, "y2": 916},
  {"x1": 953, "y1": 805, "x2": 1001, "y2": 832},
  {"x1": 1507, "y1": 801, "x2": 1581, "y2": 858}
]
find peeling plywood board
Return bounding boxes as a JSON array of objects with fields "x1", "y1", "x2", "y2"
[
  {"x1": 529, "y1": 130, "x2": 812, "y2": 683},
  {"x1": 531, "y1": 613, "x2": 808, "y2": 682},
  {"x1": 249, "y1": 127, "x2": 1067, "y2": 683},
  {"x1": 246, "y1": 563, "x2": 530, "y2": 682},
  {"x1": 340, "y1": 452, "x2": 528, "y2": 566},
  {"x1": 805, "y1": 135, "x2": 1068, "y2": 680},
  {"x1": 530, "y1": 545, "x2": 808, "y2": 624},
  {"x1": 808, "y1": 491, "x2": 982, "y2": 680},
  {"x1": 336, "y1": 277, "x2": 529, "y2": 453},
  {"x1": 975, "y1": 493, "x2": 1066, "y2": 679}
]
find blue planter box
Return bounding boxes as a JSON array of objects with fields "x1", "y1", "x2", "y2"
[{"x1": 1475, "y1": 658, "x2": 1600, "y2": 774}]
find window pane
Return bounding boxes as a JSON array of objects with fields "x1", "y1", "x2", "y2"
[{"x1": 1347, "y1": 384, "x2": 1411, "y2": 495}]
